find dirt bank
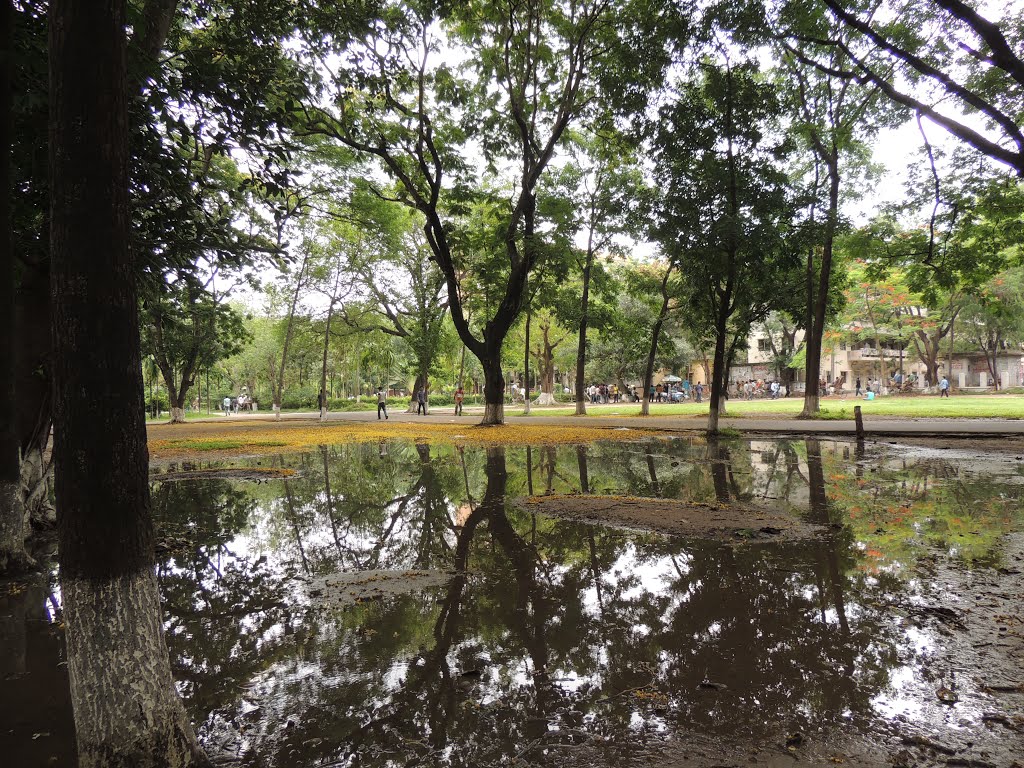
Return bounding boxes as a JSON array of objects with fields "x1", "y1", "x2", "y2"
[{"x1": 518, "y1": 494, "x2": 830, "y2": 543}]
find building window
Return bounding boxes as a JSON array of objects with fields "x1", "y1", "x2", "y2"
[{"x1": 757, "y1": 338, "x2": 771, "y2": 352}]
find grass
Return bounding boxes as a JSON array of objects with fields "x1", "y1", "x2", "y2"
[
  {"x1": 157, "y1": 438, "x2": 290, "y2": 452},
  {"x1": 503, "y1": 394, "x2": 1024, "y2": 420},
  {"x1": 145, "y1": 411, "x2": 222, "y2": 423},
  {"x1": 146, "y1": 421, "x2": 666, "y2": 459}
]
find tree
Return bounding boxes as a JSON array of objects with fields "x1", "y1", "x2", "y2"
[
  {"x1": 290, "y1": 0, "x2": 671, "y2": 424},
  {"x1": 959, "y1": 269, "x2": 1024, "y2": 389},
  {"x1": 589, "y1": 276, "x2": 678, "y2": 393},
  {"x1": 4, "y1": 0, "x2": 299, "y2": 563},
  {"x1": 141, "y1": 276, "x2": 250, "y2": 423},
  {"x1": 307, "y1": 235, "x2": 354, "y2": 421},
  {"x1": 48, "y1": 1, "x2": 207, "y2": 765},
  {"x1": 653, "y1": 49, "x2": 800, "y2": 433},
  {"x1": 336, "y1": 199, "x2": 448, "y2": 414},
  {"x1": 633, "y1": 260, "x2": 679, "y2": 417},
  {"x1": 545, "y1": 132, "x2": 647, "y2": 415},
  {"x1": 818, "y1": 0, "x2": 1024, "y2": 177},
  {"x1": 0, "y1": 0, "x2": 33, "y2": 574},
  {"x1": 773, "y1": 0, "x2": 893, "y2": 417}
]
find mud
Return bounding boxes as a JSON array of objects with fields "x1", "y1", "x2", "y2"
[
  {"x1": 518, "y1": 494, "x2": 829, "y2": 543},
  {"x1": 305, "y1": 569, "x2": 454, "y2": 609}
]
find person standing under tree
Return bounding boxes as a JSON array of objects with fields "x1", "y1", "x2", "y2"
[
  {"x1": 416, "y1": 387, "x2": 427, "y2": 415},
  {"x1": 454, "y1": 386, "x2": 464, "y2": 416},
  {"x1": 377, "y1": 387, "x2": 388, "y2": 420},
  {"x1": 939, "y1": 376, "x2": 950, "y2": 398}
]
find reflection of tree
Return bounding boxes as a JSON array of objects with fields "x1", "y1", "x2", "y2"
[
  {"x1": 818, "y1": 443, "x2": 1024, "y2": 569},
  {"x1": 153, "y1": 479, "x2": 298, "y2": 720},
  {"x1": 0, "y1": 574, "x2": 76, "y2": 767},
  {"x1": 140, "y1": 438, "x2": 1024, "y2": 767}
]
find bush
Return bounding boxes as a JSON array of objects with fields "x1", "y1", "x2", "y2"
[
  {"x1": 145, "y1": 394, "x2": 170, "y2": 414},
  {"x1": 427, "y1": 393, "x2": 484, "y2": 406}
]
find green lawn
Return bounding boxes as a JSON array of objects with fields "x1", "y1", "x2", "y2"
[
  {"x1": 145, "y1": 411, "x2": 225, "y2": 422},
  {"x1": 504, "y1": 394, "x2": 1024, "y2": 420}
]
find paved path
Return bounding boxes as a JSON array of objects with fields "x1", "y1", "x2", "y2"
[{"x1": 160, "y1": 408, "x2": 1024, "y2": 438}]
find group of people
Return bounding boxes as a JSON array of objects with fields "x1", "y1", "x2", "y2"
[
  {"x1": 648, "y1": 380, "x2": 704, "y2": 403},
  {"x1": 587, "y1": 383, "x2": 625, "y2": 403},
  {"x1": 377, "y1": 386, "x2": 466, "y2": 420},
  {"x1": 736, "y1": 379, "x2": 783, "y2": 399},
  {"x1": 221, "y1": 393, "x2": 255, "y2": 415}
]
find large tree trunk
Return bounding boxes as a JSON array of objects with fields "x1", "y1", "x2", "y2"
[
  {"x1": 406, "y1": 367, "x2": 430, "y2": 414},
  {"x1": 319, "y1": 300, "x2": 334, "y2": 422},
  {"x1": 273, "y1": 252, "x2": 308, "y2": 419},
  {"x1": 574, "y1": 243, "x2": 594, "y2": 416},
  {"x1": 481, "y1": 348, "x2": 505, "y2": 426},
  {"x1": 20, "y1": 432, "x2": 54, "y2": 528},
  {"x1": 523, "y1": 310, "x2": 532, "y2": 415},
  {"x1": 801, "y1": 153, "x2": 840, "y2": 419},
  {"x1": 162, "y1": 374, "x2": 186, "y2": 424},
  {"x1": 49, "y1": 3, "x2": 208, "y2": 766},
  {"x1": 406, "y1": 372, "x2": 423, "y2": 414},
  {"x1": 533, "y1": 320, "x2": 558, "y2": 406},
  {"x1": 0, "y1": 0, "x2": 32, "y2": 574},
  {"x1": 708, "y1": 305, "x2": 730, "y2": 435},
  {"x1": 641, "y1": 265, "x2": 673, "y2": 417}
]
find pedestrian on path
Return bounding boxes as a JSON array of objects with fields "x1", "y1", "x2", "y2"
[
  {"x1": 222, "y1": 395, "x2": 231, "y2": 416},
  {"x1": 939, "y1": 376, "x2": 950, "y2": 398},
  {"x1": 377, "y1": 387, "x2": 388, "y2": 420},
  {"x1": 416, "y1": 387, "x2": 427, "y2": 414},
  {"x1": 454, "y1": 386, "x2": 464, "y2": 415}
]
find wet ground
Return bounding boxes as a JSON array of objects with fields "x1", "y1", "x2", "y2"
[{"x1": 2, "y1": 436, "x2": 1023, "y2": 767}]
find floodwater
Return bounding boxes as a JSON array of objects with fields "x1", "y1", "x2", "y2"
[{"x1": 2, "y1": 437, "x2": 1023, "y2": 767}]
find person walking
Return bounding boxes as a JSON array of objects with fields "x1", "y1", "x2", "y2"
[
  {"x1": 377, "y1": 387, "x2": 388, "y2": 420},
  {"x1": 855, "y1": 377, "x2": 862, "y2": 397},
  {"x1": 222, "y1": 395, "x2": 231, "y2": 416},
  {"x1": 454, "y1": 386, "x2": 464, "y2": 416},
  {"x1": 416, "y1": 386, "x2": 427, "y2": 414},
  {"x1": 939, "y1": 376, "x2": 950, "y2": 398},
  {"x1": 694, "y1": 382, "x2": 703, "y2": 403}
]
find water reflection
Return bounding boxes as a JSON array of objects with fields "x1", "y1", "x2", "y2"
[{"x1": 2, "y1": 437, "x2": 1022, "y2": 766}]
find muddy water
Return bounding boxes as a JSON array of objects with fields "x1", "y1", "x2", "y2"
[{"x1": 2, "y1": 437, "x2": 1023, "y2": 767}]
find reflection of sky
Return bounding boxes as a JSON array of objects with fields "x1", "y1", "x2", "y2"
[{"x1": 144, "y1": 439, "x2": 1024, "y2": 766}]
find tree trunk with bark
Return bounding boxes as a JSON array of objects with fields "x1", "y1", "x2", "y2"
[
  {"x1": 532, "y1": 319, "x2": 560, "y2": 406},
  {"x1": 319, "y1": 300, "x2": 334, "y2": 422},
  {"x1": 523, "y1": 310, "x2": 531, "y2": 415},
  {"x1": 574, "y1": 237, "x2": 595, "y2": 416},
  {"x1": 272, "y1": 252, "x2": 308, "y2": 419},
  {"x1": 641, "y1": 265, "x2": 673, "y2": 417},
  {"x1": 708, "y1": 299, "x2": 731, "y2": 434},
  {"x1": 0, "y1": 0, "x2": 33, "y2": 574},
  {"x1": 481, "y1": 345, "x2": 505, "y2": 425},
  {"x1": 912, "y1": 309, "x2": 957, "y2": 387},
  {"x1": 801, "y1": 152, "x2": 840, "y2": 418},
  {"x1": 49, "y1": 2, "x2": 208, "y2": 765},
  {"x1": 406, "y1": 367, "x2": 430, "y2": 414}
]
